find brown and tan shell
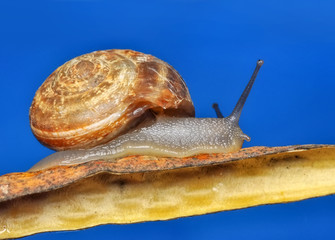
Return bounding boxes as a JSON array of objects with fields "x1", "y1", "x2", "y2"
[{"x1": 29, "y1": 49, "x2": 195, "y2": 151}]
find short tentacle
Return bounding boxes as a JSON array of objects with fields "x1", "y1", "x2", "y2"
[{"x1": 212, "y1": 103, "x2": 224, "y2": 118}]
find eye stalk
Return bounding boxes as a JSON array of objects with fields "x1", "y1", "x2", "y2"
[{"x1": 227, "y1": 59, "x2": 264, "y2": 124}]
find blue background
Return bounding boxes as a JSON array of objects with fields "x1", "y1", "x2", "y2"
[{"x1": 1, "y1": 0, "x2": 334, "y2": 239}]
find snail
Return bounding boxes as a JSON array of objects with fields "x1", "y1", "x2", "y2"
[{"x1": 28, "y1": 49, "x2": 263, "y2": 171}]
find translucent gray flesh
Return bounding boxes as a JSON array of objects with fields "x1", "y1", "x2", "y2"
[{"x1": 28, "y1": 117, "x2": 250, "y2": 171}]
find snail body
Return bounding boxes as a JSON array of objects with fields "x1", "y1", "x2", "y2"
[
  {"x1": 30, "y1": 117, "x2": 249, "y2": 171},
  {"x1": 29, "y1": 49, "x2": 263, "y2": 171}
]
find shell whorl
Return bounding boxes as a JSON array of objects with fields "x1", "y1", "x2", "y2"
[{"x1": 30, "y1": 49, "x2": 194, "y2": 151}]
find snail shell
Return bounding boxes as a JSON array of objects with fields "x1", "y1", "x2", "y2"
[{"x1": 29, "y1": 49, "x2": 195, "y2": 151}]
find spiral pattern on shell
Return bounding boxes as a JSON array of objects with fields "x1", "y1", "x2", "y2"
[{"x1": 30, "y1": 49, "x2": 195, "y2": 151}]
